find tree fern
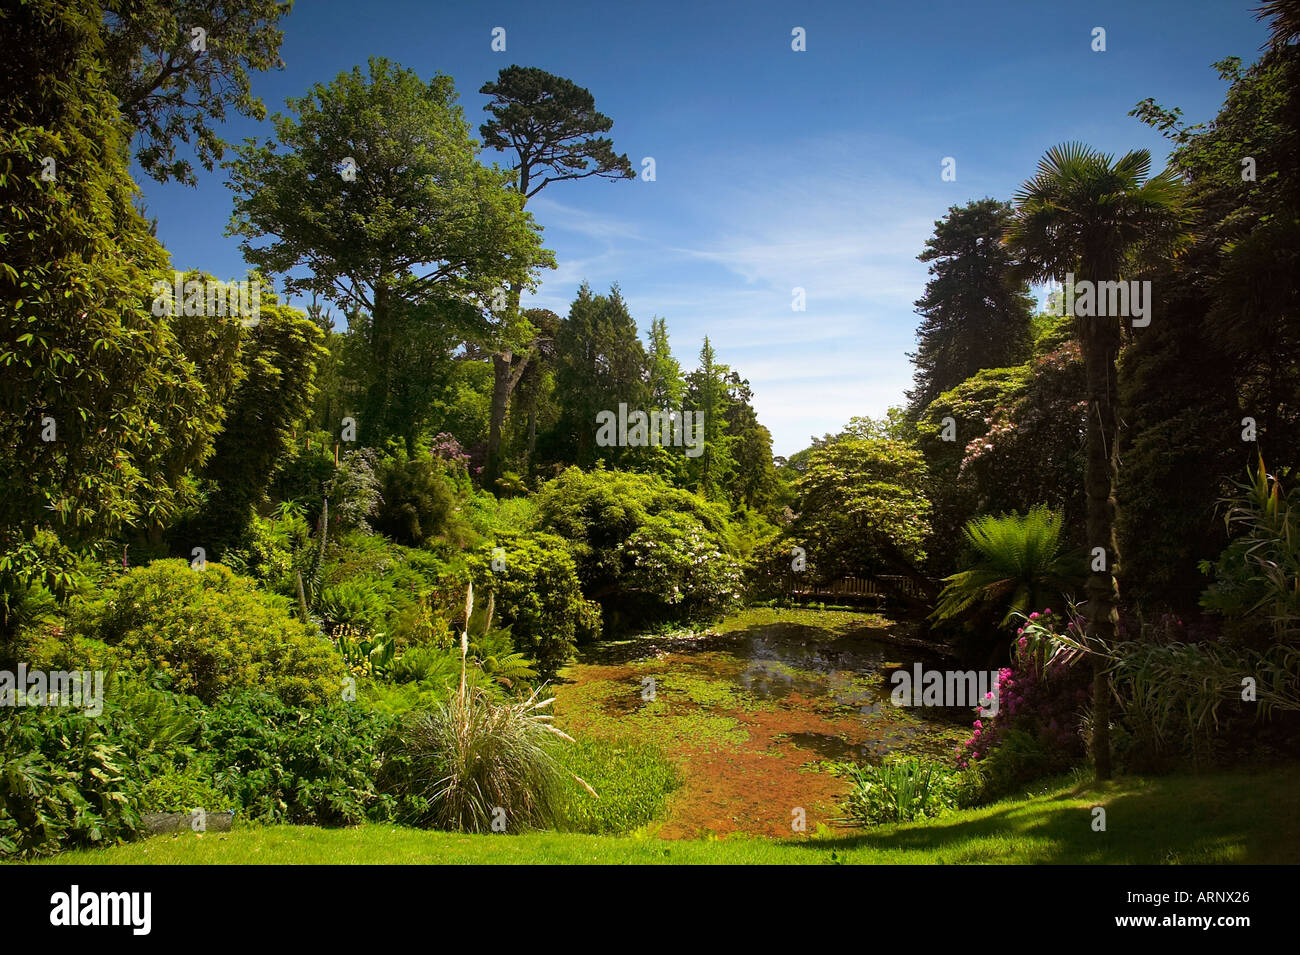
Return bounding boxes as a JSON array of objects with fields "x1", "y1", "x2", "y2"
[{"x1": 932, "y1": 506, "x2": 1083, "y2": 625}]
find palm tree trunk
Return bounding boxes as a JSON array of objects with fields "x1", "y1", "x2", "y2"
[{"x1": 1081, "y1": 318, "x2": 1121, "y2": 780}]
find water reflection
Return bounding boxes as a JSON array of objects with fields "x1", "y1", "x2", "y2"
[{"x1": 578, "y1": 619, "x2": 972, "y2": 764}]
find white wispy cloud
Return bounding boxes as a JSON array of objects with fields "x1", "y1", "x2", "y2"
[
  {"x1": 527, "y1": 195, "x2": 646, "y2": 243},
  {"x1": 518, "y1": 132, "x2": 946, "y2": 453}
]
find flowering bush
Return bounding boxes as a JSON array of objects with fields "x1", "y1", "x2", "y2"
[
  {"x1": 618, "y1": 512, "x2": 745, "y2": 621},
  {"x1": 430, "y1": 433, "x2": 470, "y2": 470},
  {"x1": 941, "y1": 343, "x2": 1087, "y2": 568},
  {"x1": 330, "y1": 448, "x2": 383, "y2": 534},
  {"x1": 533, "y1": 467, "x2": 740, "y2": 630},
  {"x1": 957, "y1": 608, "x2": 1090, "y2": 774}
]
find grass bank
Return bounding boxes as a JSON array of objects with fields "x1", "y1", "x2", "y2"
[{"x1": 33, "y1": 765, "x2": 1299, "y2": 865}]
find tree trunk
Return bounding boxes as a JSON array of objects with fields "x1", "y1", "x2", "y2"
[
  {"x1": 368, "y1": 281, "x2": 393, "y2": 445},
  {"x1": 526, "y1": 404, "x2": 538, "y2": 477},
  {"x1": 485, "y1": 348, "x2": 534, "y2": 488},
  {"x1": 485, "y1": 349, "x2": 513, "y2": 486},
  {"x1": 483, "y1": 269, "x2": 530, "y2": 488},
  {"x1": 1081, "y1": 318, "x2": 1121, "y2": 781}
]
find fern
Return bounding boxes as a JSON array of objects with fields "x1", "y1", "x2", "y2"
[
  {"x1": 932, "y1": 506, "x2": 1083, "y2": 625},
  {"x1": 478, "y1": 651, "x2": 538, "y2": 689}
]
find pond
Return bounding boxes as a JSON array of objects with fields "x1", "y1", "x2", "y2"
[{"x1": 552, "y1": 607, "x2": 972, "y2": 839}]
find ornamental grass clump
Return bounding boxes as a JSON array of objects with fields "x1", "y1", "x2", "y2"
[
  {"x1": 382, "y1": 584, "x2": 593, "y2": 833},
  {"x1": 390, "y1": 686, "x2": 573, "y2": 833}
]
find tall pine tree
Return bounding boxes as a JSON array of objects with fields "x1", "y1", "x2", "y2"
[
  {"x1": 906, "y1": 198, "x2": 1035, "y2": 414},
  {"x1": 685, "y1": 337, "x2": 733, "y2": 496},
  {"x1": 646, "y1": 316, "x2": 685, "y2": 409},
  {"x1": 552, "y1": 284, "x2": 648, "y2": 467}
]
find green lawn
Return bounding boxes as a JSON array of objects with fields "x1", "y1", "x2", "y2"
[{"x1": 32, "y1": 765, "x2": 1300, "y2": 865}]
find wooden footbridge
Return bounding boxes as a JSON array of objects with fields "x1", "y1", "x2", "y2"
[{"x1": 787, "y1": 574, "x2": 938, "y2": 607}]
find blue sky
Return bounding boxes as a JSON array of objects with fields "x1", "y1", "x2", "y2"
[{"x1": 139, "y1": 0, "x2": 1271, "y2": 455}]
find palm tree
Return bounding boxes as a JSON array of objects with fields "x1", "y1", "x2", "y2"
[
  {"x1": 1256, "y1": 0, "x2": 1300, "y2": 48},
  {"x1": 1006, "y1": 143, "x2": 1188, "y2": 779}
]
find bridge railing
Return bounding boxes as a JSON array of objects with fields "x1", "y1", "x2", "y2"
[{"x1": 788, "y1": 575, "x2": 935, "y2": 600}]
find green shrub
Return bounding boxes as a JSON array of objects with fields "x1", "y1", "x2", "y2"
[
  {"x1": 389, "y1": 644, "x2": 463, "y2": 686},
  {"x1": 967, "y1": 729, "x2": 1067, "y2": 801},
  {"x1": 462, "y1": 489, "x2": 537, "y2": 539},
  {"x1": 0, "y1": 530, "x2": 100, "y2": 648},
  {"x1": 1200, "y1": 456, "x2": 1300, "y2": 646},
  {"x1": 222, "y1": 510, "x2": 308, "y2": 593},
  {"x1": 0, "y1": 708, "x2": 141, "y2": 857},
  {"x1": 318, "y1": 580, "x2": 388, "y2": 635},
  {"x1": 202, "y1": 692, "x2": 396, "y2": 825},
  {"x1": 556, "y1": 738, "x2": 680, "y2": 834},
  {"x1": 110, "y1": 676, "x2": 205, "y2": 750},
  {"x1": 790, "y1": 437, "x2": 933, "y2": 582},
  {"x1": 374, "y1": 450, "x2": 461, "y2": 546},
  {"x1": 270, "y1": 432, "x2": 336, "y2": 506},
  {"x1": 74, "y1": 559, "x2": 345, "y2": 705},
  {"x1": 358, "y1": 678, "x2": 455, "y2": 717},
  {"x1": 0, "y1": 581, "x2": 58, "y2": 650},
  {"x1": 0, "y1": 675, "x2": 396, "y2": 854},
  {"x1": 321, "y1": 531, "x2": 468, "y2": 649},
  {"x1": 380, "y1": 687, "x2": 572, "y2": 833},
  {"x1": 473, "y1": 533, "x2": 600, "y2": 677},
  {"x1": 15, "y1": 628, "x2": 116, "y2": 674},
  {"x1": 137, "y1": 756, "x2": 235, "y2": 813},
  {"x1": 0, "y1": 675, "x2": 199, "y2": 857},
  {"x1": 392, "y1": 590, "x2": 457, "y2": 650},
  {"x1": 1109, "y1": 636, "x2": 1300, "y2": 771},
  {"x1": 495, "y1": 495, "x2": 537, "y2": 531},
  {"x1": 533, "y1": 467, "x2": 740, "y2": 629},
  {"x1": 467, "y1": 617, "x2": 538, "y2": 690},
  {"x1": 744, "y1": 534, "x2": 809, "y2": 602},
  {"x1": 727, "y1": 505, "x2": 782, "y2": 561},
  {"x1": 494, "y1": 470, "x2": 528, "y2": 497}
]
